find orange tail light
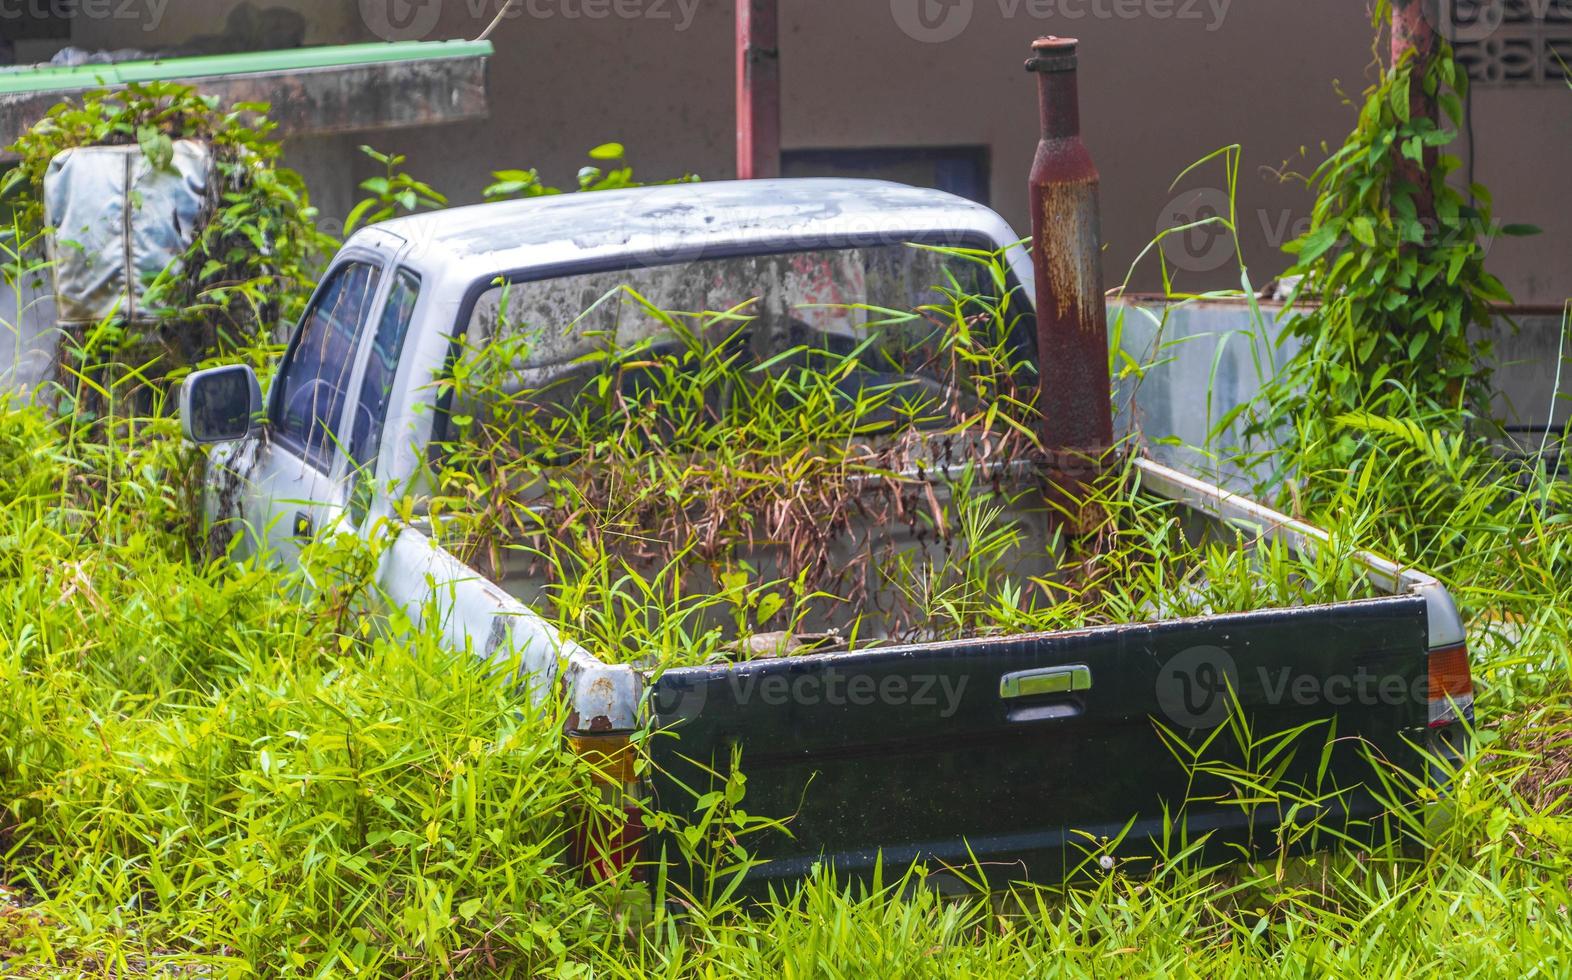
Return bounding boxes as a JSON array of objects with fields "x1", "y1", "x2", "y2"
[{"x1": 1428, "y1": 644, "x2": 1474, "y2": 725}]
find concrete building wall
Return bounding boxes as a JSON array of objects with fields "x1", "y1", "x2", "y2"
[
  {"x1": 19, "y1": 0, "x2": 1572, "y2": 307},
  {"x1": 329, "y1": 0, "x2": 1566, "y2": 307}
]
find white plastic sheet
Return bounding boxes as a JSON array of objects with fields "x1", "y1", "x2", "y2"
[{"x1": 43, "y1": 139, "x2": 211, "y2": 326}]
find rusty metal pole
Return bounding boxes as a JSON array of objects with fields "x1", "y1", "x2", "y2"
[
  {"x1": 1025, "y1": 37, "x2": 1113, "y2": 499},
  {"x1": 736, "y1": 0, "x2": 780, "y2": 179},
  {"x1": 1390, "y1": 0, "x2": 1439, "y2": 222}
]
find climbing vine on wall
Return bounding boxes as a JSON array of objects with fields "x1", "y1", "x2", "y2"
[{"x1": 1257, "y1": 1, "x2": 1538, "y2": 476}]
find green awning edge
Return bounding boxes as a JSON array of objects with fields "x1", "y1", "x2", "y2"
[{"x1": 0, "y1": 39, "x2": 494, "y2": 97}]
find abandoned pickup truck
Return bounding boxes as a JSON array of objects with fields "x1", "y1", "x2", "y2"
[{"x1": 180, "y1": 178, "x2": 1474, "y2": 894}]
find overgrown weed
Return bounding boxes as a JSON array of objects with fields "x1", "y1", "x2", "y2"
[
  {"x1": 423, "y1": 245, "x2": 1393, "y2": 674},
  {"x1": 1, "y1": 270, "x2": 1570, "y2": 980},
  {"x1": 0, "y1": 52, "x2": 1569, "y2": 977}
]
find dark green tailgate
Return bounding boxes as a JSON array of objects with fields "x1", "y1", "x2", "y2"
[{"x1": 645, "y1": 595, "x2": 1431, "y2": 894}]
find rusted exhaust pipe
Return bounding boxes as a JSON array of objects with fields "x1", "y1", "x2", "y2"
[{"x1": 1026, "y1": 37, "x2": 1114, "y2": 479}]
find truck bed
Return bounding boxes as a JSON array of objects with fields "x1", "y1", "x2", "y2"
[
  {"x1": 637, "y1": 459, "x2": 1462, "y2": 893},
  {"x1": 480, "y1": 458, "x2": 1067, "y2": 651},
  {"x1": 420, "y1": 456, "x2": 1459, "y2": 894},
  {"x1": 463, "y1": 454, "x2": 1377, "y2": 663}
]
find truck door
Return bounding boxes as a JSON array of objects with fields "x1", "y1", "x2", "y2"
[{"x1": 225, "y1": 230, "x2": 405, "y2": 563}]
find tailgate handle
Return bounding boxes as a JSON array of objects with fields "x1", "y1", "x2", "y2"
[{"x1": 1000, "y1": 665, "x2": 1092, "y2": 699}]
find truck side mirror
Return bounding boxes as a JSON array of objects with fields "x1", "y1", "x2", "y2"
[{"x1": 180, "y1": 364, "x2": 264, "y2": 445}]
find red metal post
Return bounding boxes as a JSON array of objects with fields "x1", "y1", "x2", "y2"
[
  {"x1": 736, "y1": 0, "x2": 780, "y2": 180},
  {"x1": 1026, "y1": 37, "x2": 1113, "y2": 469}
]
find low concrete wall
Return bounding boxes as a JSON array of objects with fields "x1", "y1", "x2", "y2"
[
  {"x1": 0, "y1": 267, "x2": 59, "y2": 395},
  {"x1": 1114, "y1": 298, "x2": 1571, "y2": 486}
]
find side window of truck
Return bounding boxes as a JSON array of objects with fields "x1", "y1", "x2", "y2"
[
  {"x1": 348, "y1": 269, "x2": 420, "y2": 474},
  {"x1": 273, "y1": 261, "x2": 383, "y2": 471}
]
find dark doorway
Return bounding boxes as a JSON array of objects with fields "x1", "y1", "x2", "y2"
[{"x1": 782, "y1": 146, "x2": 992, "y2": 206}]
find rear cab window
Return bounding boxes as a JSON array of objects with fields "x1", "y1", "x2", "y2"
[{"x1": 439, "y1": 242, "x2": 1038, "y2": 460}]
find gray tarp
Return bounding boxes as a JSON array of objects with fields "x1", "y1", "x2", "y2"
[{"x1": 44, "y1": 140, "x2": 211, "y2": 326}]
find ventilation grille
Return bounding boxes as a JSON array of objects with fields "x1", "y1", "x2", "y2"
[{"x1": 1449, "y1": 0, "x2": 1572, "y2": 86}]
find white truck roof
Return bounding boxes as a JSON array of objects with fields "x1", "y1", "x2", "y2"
[{"x1": 366, "y1": 178, "x2": 1033, "y2": 301}]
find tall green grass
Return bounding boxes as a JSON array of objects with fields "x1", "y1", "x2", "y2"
[
  {"x1": 0, "y1": 306, "x2": 1567, "y2": 978},
  {"x1": 0, "y1": 248, "x2": 1568, "y2": 977}
]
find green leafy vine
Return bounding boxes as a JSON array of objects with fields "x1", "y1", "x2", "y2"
[
  {"x1": 1259, "y1": 2, "x2": 1538, "y2": 474},
  {"x1": 2, "y1": 82, "x2": 336, "y2": 362}
]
